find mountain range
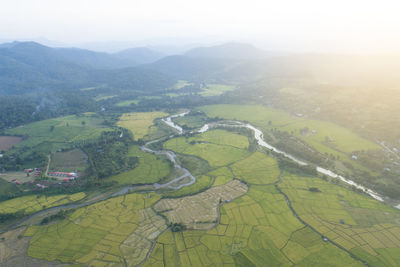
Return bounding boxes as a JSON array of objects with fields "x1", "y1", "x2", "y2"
[{"x1": 1, "y1": 41, "x2": 399, "y2": 95}]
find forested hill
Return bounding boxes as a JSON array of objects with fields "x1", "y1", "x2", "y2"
[{"x1": 0, "y1": 41, "x2": 175, "y2": 95}]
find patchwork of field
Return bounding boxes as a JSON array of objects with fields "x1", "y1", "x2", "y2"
[
  {"x1": 146, "y1": 184, "x2": 361, "y2": 266},
  {"x1": 25, "y1": 193, "x2": 163, "y2": 265},
  {"x1": 106, "y1": 145, "x2": 171, "y2": 185},
  {"x1": 199, "y1": 84, "x2": 236, "y2": 97},
  {"x1": 0, "y1": 136, "x2": 22, "y2": 151},
  {"x1": 4, "y1": 108, "x2": 399, "y2": 266},
  {"x1": 5, "y1": 113, "x2": 112, "y2": 150},
  {"x1": 0, "y1": 193, "x2": 86, "y2": 215},
  {"x1": 117, "y1": 111, "x2": 167, "y2": 140},
  {"x1": 0, "y1": 227, "x2": 67, "y2": 266},
  {"x1": 280, "y1": 173, "x2": 400, "y2": 266},
  {"x1": 231, "y1": 152, "x2": 280, "y2": 185},
  {"x1": 155, "y1": 180, "x2": 248, "y2": 230},
  {"x1": 209, "y1": 166, "x2": 235, "y2": 187},
  {"x1": 120, "y1": 208, "x2": 167, "y2": 266},
  {"x1": 199, "y1": 104, "x2": 380, "y2": 154},
  {"x1": 164, "y1": 129, "x2": 250, "y2": 167},
  {"x1": 49, "y1": 149, "x2": 88, "y2": 173}
]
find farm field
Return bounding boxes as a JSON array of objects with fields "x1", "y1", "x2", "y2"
[
  {"x1": 0, "y1": 136, "x2": 22, "y2": 151},
  {"x1": 280, "y1": 173, "x2": 400, "y2": 266},
  {"x1": 25, "y1": 193, "x2": 163, "y2": 265},
  {"x1": 199, "y1": 104, "x2": 380, "y2": 154},
  {"x1": 106, "y1": 145, "x2": 171, "y2": 185},
  {"x1": 155, "y1": 180, "x2": 248, "y2": 230},
  {"x1": 209, "y1": 166, "x2": 235, "y2": 187},
  {"x1": 231, "y1": 152, "x2": 280, "y2": 185},
  {"x1": 49, "y1": 149, "x2": 88, "y2": 173},
  {"x1": 117, "y1": 111, "x2": 167, "y2": 140},
  {"x1": 164, "y1": 129, "x2": 250, "y2": 167},
  {"x1": 2, "y1": 109, "x2": 399, "y2": 266},
  {"x1": 0, "y1": 192, "x2": 86, "y2": 215},
  {"x1": 146, "y1": 184, "x2": 361, "y2": 266},
  {"x1": 199, "y1": 84, "x2": 236, "y2": 96},
  {"x1": 4, "y1": 113, "x2": 113, "y2": 151},
  {"x1": 0, "y1": 171, "x2": 35, "y2": 183},
  {"x1": 0, "y1": 227, "x2": 60, "y2": 266}
]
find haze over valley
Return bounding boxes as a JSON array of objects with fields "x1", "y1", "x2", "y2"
[{"x1": 1, "y1": 1, "x2": 400, "y2": 266}]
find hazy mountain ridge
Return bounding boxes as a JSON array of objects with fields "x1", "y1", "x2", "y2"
[
  {"x1": 0, "y1": 41, "x2": 175, "y2": 94},
  {"x1": 114, "y1": 47, "x2": 166, "y2": 65}
]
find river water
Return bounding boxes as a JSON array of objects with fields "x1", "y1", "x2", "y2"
[
  {"x1": 160, "y1": 112, "x2": 384, "y2": 202},
  {"x1": 7, "y1": 111, "x2": 390, "y2": 230}
]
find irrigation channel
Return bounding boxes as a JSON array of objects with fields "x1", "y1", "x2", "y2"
[{"x1": 7, "y1": 110, "x2": 387, "y2": 231}]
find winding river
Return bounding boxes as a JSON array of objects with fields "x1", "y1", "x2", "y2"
[
  {"x1": 162, "y1": 112, "x2": 384, "y2": 202},
  {"x1": 5, "y1": 110, "x2": 390, "y2": 231}
]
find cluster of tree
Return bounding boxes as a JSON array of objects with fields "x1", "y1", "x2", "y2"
[
  {"x1": 0, "y1": 211, "x2": 24, "y2": 223},
  {"x1": 0, "y1": 92, "x2": 99, "y2": 131},
  {"x1": 40, "y1": 209, "x2": 70, "y2": 225},
  {"x1": 0, "y1": 149, "x2": 47, "y2": 171},
  {"x1": 278, "y1": 156, "x2": 318, "y2": 176},
  {"x1": 82, "y1": 129, "x2": 135, "y2": 178},
  {"x1": 169, "y1": 222, "x2": 187, "y2": 232},
  {"x1": 272, "y1": 130, "x2": 331, "y2": 167}
]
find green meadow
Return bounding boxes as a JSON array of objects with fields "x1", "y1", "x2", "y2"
[
  {"x1": 164, "y1": 129, "x2": 250, "y2": 167},
  {"x1": 199, "y1": 104, "x2": 380, "y2": 154},
  {"x1": 106, "y1": 145, "x2": 171, "y2": 185}
]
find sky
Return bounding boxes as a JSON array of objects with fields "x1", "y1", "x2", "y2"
[{"x1": 1, "y1": 0, "x2": 400, "y2": 53}]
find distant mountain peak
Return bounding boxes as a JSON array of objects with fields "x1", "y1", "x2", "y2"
[{"x1": 0, "y1": 41, "x2": 47, "y2": 49}]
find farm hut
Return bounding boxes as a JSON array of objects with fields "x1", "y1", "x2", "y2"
[
  {"x1": 340, "y1": 219, "x2": 345, "y2": 224},
  {"x1": 351, "y1": 155, "x2": 358, "y2": 160}
]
